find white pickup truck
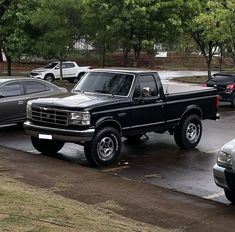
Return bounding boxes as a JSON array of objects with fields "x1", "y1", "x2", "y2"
[{"x1": 30, "y1": 61, "x2": 90, "y2": 82}]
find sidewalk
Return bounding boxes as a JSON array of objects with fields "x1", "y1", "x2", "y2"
[{"x1": 0, "y1": 146, "x2": 234, "y2": 231}]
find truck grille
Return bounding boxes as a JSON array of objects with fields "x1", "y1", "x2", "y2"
[{"x1": 31, "y1": 106, "x2": 69, "y2": 126}]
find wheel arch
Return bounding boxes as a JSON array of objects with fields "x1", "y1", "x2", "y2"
[
  {"x1": 179, "y1": 106, "x2": 202, "y2": 125},
  {"x1": 44, "y1": 73, "x2": 55, "y2": 80},
  {"x1": 95, "y1": 118, "x2": 122, "y2": 135}
]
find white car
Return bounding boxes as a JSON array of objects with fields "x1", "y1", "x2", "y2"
[
  {"x1": 30, "y1": 61, "x2": 90, "y2": 82},
  {"x1": 214, "y1": 139, "x2": 235, "y2": 204}
]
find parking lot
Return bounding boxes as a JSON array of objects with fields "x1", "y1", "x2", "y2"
[{"x1": 0, "y1": 102, "x2": 234, "y2": 205}]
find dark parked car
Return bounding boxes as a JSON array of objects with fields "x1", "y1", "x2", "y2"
[
  {"x1": 0, "y1": 77, "x2": 67, "y2": 125},
  {"x1": 204, "y1": 72, "x2": 235, "y2": 107}
]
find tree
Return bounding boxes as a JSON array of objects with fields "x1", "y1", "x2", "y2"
[
  {"x1": 0, "y1": 0, "x2": 13, "y2": 19},
  {"x1": 183, "y1": 0, "x2": 226, "y2": 78},
  {"x1": 220, "y1": 0, "x2": 235, "y2": 65},
  {"x1": 31, "y1": 0, "x2": 83, "y2": 80},
  {"x1": 0, "y1": 0, "x2": 37, "y2": 75}
]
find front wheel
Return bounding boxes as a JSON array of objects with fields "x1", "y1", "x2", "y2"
[
  {"x1": 84, "y1": 127, "x2": 121, "y2": 166},
  {"x1": 174, "y1": 114, "x2": 202, "y2": 149},
  {"x1": 31, "y1": 137, "x2": 64, "y2": 155},
  {"x1": 224, "y1": 190, "x2": 235, "y2": 204}
]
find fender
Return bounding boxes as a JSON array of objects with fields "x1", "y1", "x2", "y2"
[
  {"x1": 180, "y1": 105, "x2": 202, "y2": 122},
  {"x1": 95, "y1": 116, "x2": 122, "y2": 133}
]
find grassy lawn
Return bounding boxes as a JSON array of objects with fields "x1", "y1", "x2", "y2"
[{"x1": 0, "y1": 175, "x2": 171, "y2": 232}]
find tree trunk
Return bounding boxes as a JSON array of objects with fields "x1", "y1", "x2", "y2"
[
  {"x1": 0, "y1": 49, "x2": 3, "y2": 62},
  {"x1": 102, "y1": 42, "x2": 106, "y2": 68},
  {"x1": 219, "y1": 44, "x2": 223, "y2": 72},
  {"x1": 123, "y1": 48, "x2": 129, "y2": 67},
  {"x1": 133, "y1": 45, "x2": 141, "y2": 68},
  {"x1": 6, "y1": 55, "x2": 11, "y2": 76},
  {"x1": 206, "y1": 60, "x2": 212, "y2": 79},
  {"x1": 59, "y1": 60, "x2": 63, "y2": 81}
]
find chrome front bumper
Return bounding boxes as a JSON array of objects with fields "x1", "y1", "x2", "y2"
[
  {"x1": 24, "y1": 121, "x2": 95, "y2": 143},
  {"x1": 213, "y1": 164, "x2": 229, "y2": 189}
]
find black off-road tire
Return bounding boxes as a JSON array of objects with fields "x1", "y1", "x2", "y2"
[
  {"x1": 84, "y1": 127, "x2": 121, "y2": 166},
  {"x1": 224, "y1": 190, "x2": 235, "y2": 204},
  {"x1": 31, "y1": 137, "x2": 64, "y2": 155},
  {"x1": 174, "y1": 114, "x2": 202, "y2": 149},
  {"x1": 44, "y1": 74, "x2": 55, "y2": 82}
]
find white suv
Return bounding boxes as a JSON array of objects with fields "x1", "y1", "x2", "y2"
[{"x1": 30, "y1": 61, "x2": 90, "y2": 82}]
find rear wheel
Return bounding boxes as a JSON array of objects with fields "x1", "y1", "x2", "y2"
[
  {"x1": 31, "y1": 137, "x2": 64, "y2": 155},
  {"x1": 84, "y1": 127, "x2": 121, "y2": 166},
  {"x1": 174, "y1": 114, "x2": 202, "y2": 149},
  {"x1": 44, "y1": 74, "x2": 54, "y2": 82},
  {"x1": 224, "y1": 190, "x2": 235, "y2": 204}
]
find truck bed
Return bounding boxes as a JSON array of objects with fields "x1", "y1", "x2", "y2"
[{"x1": 162, "y1": 82, "x2": 214, "y2": 95}]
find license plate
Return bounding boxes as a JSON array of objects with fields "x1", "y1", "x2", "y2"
[{"x1": 39, "y1": 134, "x2": 52, "y2": 140}]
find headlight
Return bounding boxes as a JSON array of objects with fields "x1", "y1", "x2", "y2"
[
  {"x1": 26, "y1": 102, "x2": 32, "y2": 119},
  {"x1": 68, "y1": 111, "x2": 90, "y2": 126},
  {"x1": 217, "y1": 150, "x2": 233, "y2": 168}
]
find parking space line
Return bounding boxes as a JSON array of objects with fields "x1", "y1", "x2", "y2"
[{"x1": 203, "y1": 191, "x2": 224, "y2": 200}]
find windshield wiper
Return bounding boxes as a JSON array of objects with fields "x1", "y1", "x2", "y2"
[{"x1": 94, "y1": 90, "x2": 114, "y2": 97}]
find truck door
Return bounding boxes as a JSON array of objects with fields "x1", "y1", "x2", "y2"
[{"x1": 130, "y1": 74, "x2": 165, "y2": 133}]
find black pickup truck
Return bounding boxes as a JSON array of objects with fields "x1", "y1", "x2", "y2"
[{"x1": 24, "y1": 69, "x2": 219, "y2": 166}]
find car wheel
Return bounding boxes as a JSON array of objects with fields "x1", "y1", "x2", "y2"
[
  {"x1": 231, "y1": 97, "x2": 235, "y2": 108},
  {"x1": 174, "y1": 114, "x2": 202, "y2": 149},
  {"x1": 84, "y1": 127, "x2": 121, "y2": 166},
  {"x1": 224, "y1": 190, "x2": 235, "y2": 204},
  {"x1": 44, "y1": 74, "x2": 54, "y2": 82},
  {"x1": 31, "y1": 137, "x2": 64, "y2": 154}
]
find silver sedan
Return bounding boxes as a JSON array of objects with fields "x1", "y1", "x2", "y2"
[
  {"x1": 0, "y1": 77, "x2": 67, "y2": 126},
  {"x1": 214, "y1": 139, "x2": 235, "y2": 204}
]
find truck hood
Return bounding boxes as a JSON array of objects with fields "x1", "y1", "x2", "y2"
[{"x1": 30, "y1": 92, "x2": 127, "y2": 110}]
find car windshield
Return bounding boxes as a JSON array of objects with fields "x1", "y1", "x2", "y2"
[
  {"x1": 211, "y1": 75, "x2": 235, "y2": 82},
  {"x1": 44, "y1": 62, "x2": 58, "y2": 69},
  {"x1": 73, "y1": 72, "x2": 134, "y2": 96}
]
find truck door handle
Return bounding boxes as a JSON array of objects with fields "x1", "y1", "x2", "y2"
[{"x1": 18, "y1": 100, "x2": 24, "y2": 105}]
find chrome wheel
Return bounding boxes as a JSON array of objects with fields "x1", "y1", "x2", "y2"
[
  {"x1": 186, "y1": 123, "x2": 200, "y2": 143},
  {"x1": 97, "y1": 135, "x2": 117, "y2": 161}
]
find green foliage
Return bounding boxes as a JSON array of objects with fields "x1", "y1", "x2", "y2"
[
  {"x1": 0, "y1": 0, "x2": 37, "y2": 60},
  {"x1": 31, "y1": 0, "x2": 83, "y2": 60}
]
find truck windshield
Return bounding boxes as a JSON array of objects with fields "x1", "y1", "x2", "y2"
[{"x1": 73, "y1": 72, "x2": 134, "y2": 96}]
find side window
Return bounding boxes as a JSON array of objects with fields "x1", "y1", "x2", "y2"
[
  {"x1": 23, "y1": 81, "x2": 50, "y2": 94},
  {"x1": 139, "y1": 75, "x2": 158, "y2": 97},
  {"x1": 0, "y1": 82, "x2": 22, "y2": 97},
  {"x1": 62, "y1": 63, "x2": 75, "y2": 69}
]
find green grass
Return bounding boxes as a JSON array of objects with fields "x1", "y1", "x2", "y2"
[{"x1": 0, "y1": 175, "x2": 172, "y2": 232}]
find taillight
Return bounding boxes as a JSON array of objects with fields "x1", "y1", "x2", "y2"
[
  {"x1": 202, "y1": 83, "x2": 207, "y2": 87},
  {"x1": 226, "y1": 84, "x2": 235, "y2": 89},
  {"x1": 216, "y1": 95, "x2": 220, "y2": 109}
]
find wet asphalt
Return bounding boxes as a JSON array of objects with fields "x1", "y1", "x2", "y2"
[{"x1": 0, "y1": 102, "x2": 234, "y2": 205}]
